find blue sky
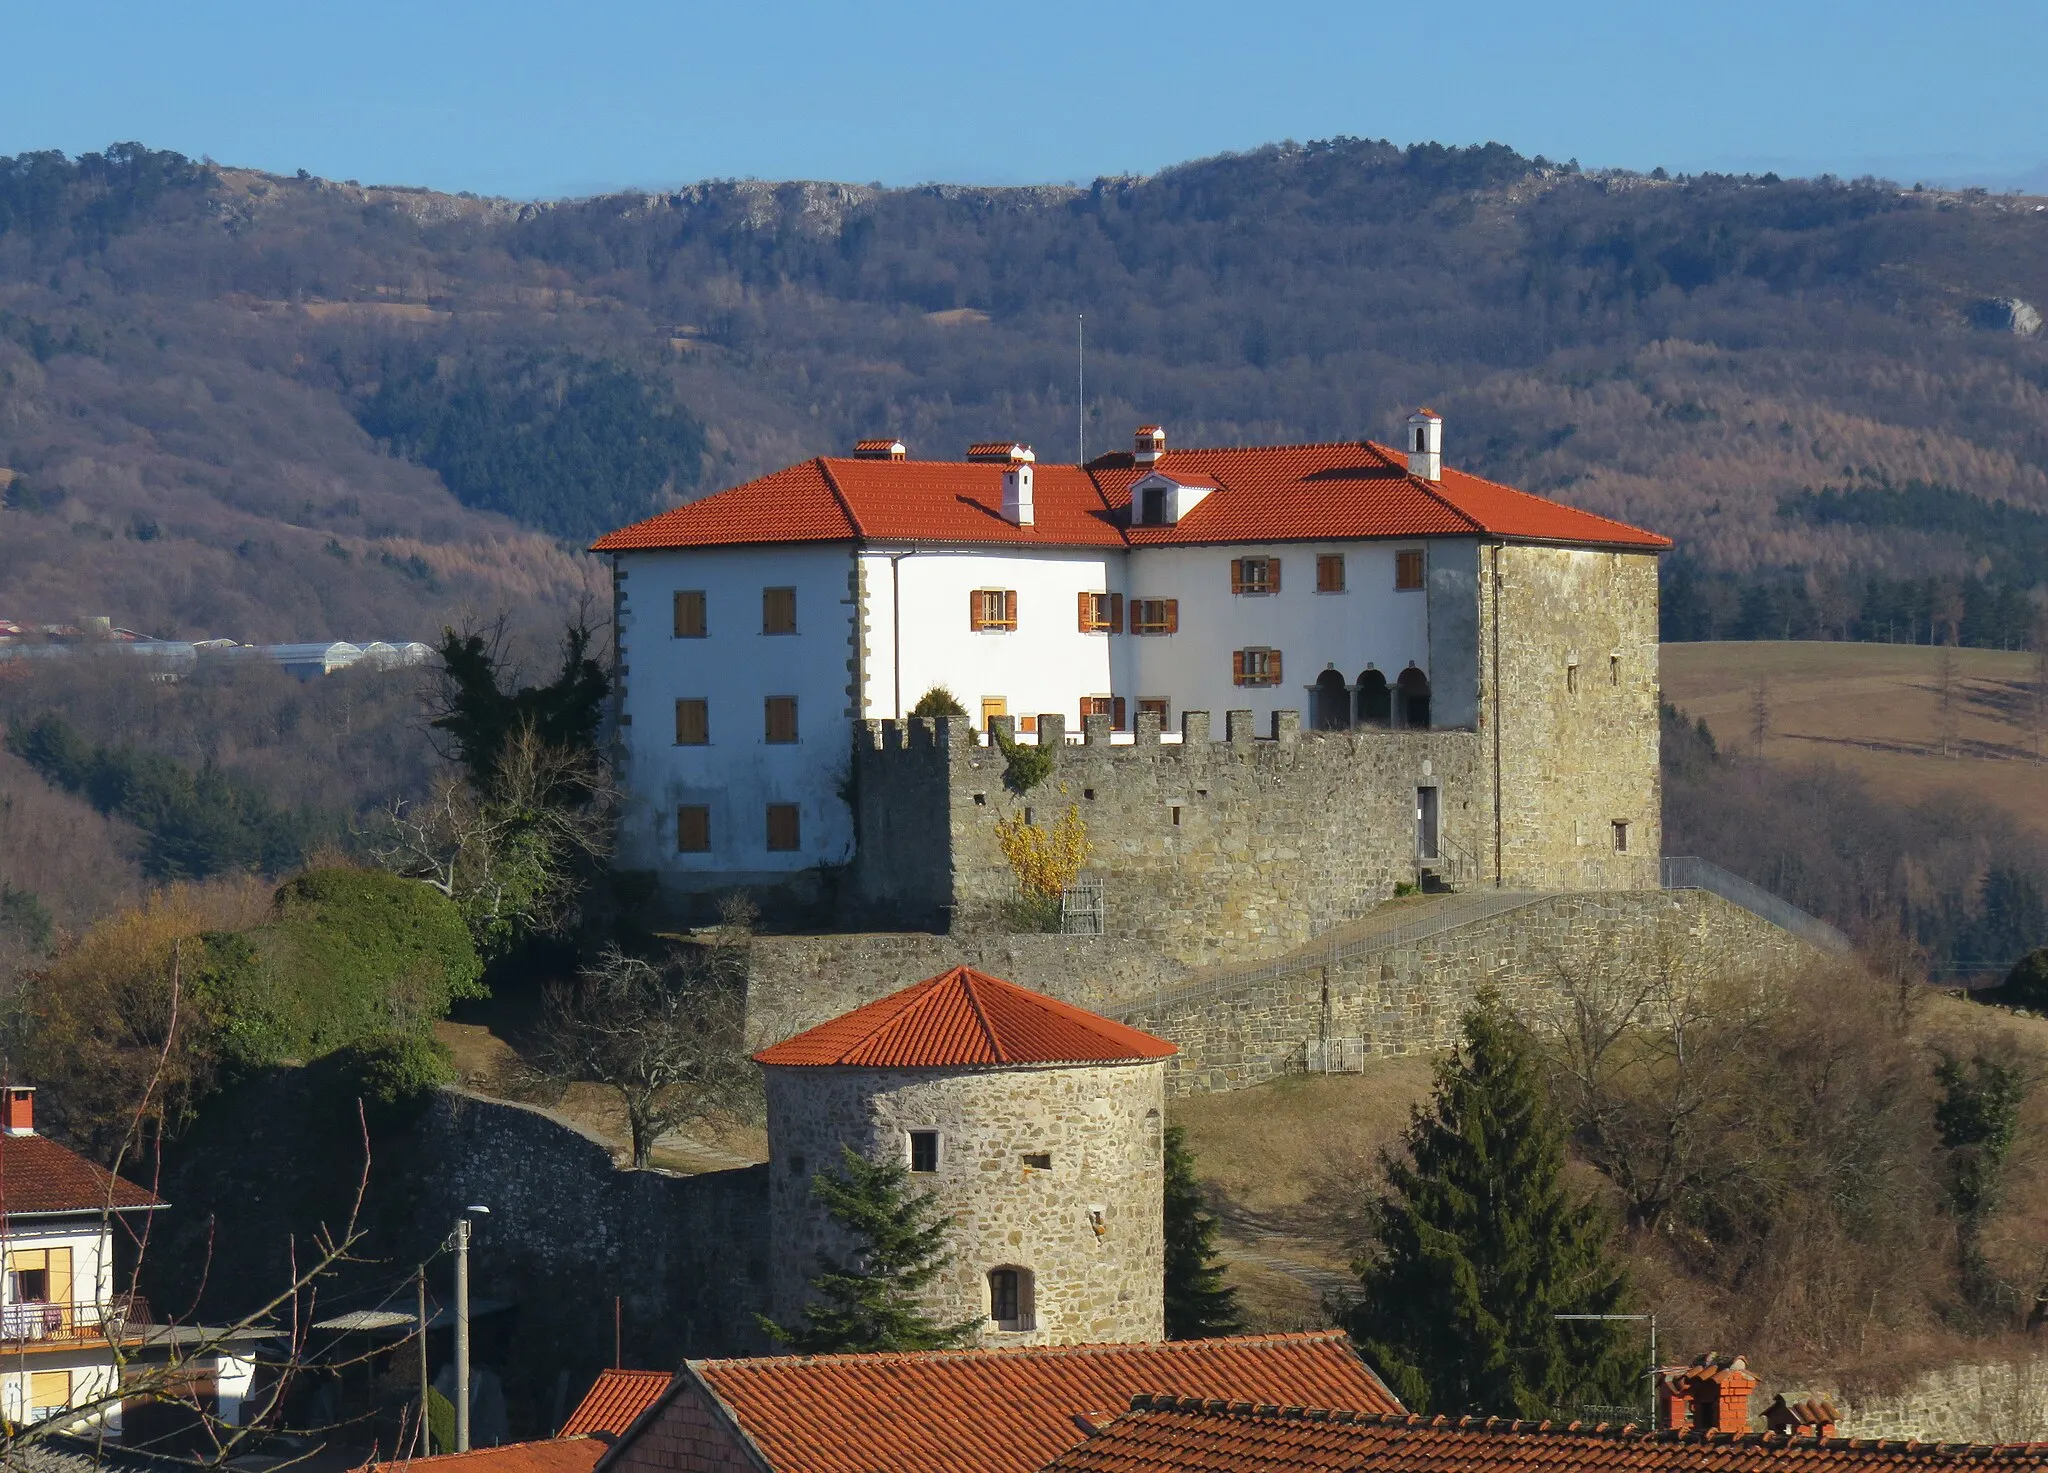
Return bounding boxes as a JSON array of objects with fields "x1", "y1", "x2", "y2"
[{"x1": 3, "y1": 0, "x2": 2043, "y2": 199}]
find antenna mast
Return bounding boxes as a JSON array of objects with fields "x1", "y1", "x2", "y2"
[{"x1": 1077, "y1": 313, "x2": 1085, "y2": 464}]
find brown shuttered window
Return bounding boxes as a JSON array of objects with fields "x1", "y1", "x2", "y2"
[
  {"x1": 764, "y1": 695, "x2": 799, "y2": 744},
  {"x1": 1078, "y1": 592, "x2": 1124, "y2": 633},
  {"x1": 1233, "y1": 648, "x2": 1282, "y2": 687},
  {"x1": 1316, "y1": 555, "x2": 1346, "y2": 593},
  {"x1": 1131, "y1": 598, "x2": 1178, "y2": 634},
  {"x1": 1231, "y1": 557, "x2": 1278, "y2": 595},
  {"x1": 676, "y1": 805, "x2": 711, "y2": 853},
  {"x1": 1395, "y1": 549, "x2": 1426, "y2": 591},
  {"x1": 763, "y1": 586, "x2": 798, "y2": 633},
  {"x1": 1138, "y1": 697, "x2": 1170, "y2": 726},
  {"x1": 675, "y1": 698, "x2": 709, "y2": 745},
  {"x1": 1080, "y1": 695, "x2": 1127, "y2": 728},
  {"x1": 971, "y1": 589, "x2": 1018, "y2": 631},
  {"x1": 674, "y1": 590, "x2": 707, "y2": 637},
  {"x1": 765, "y1": 803, "x2": 801, "y2": 852}
]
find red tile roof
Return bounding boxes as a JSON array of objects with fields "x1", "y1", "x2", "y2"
[
  {"x1": 0, "y1": 1133, "x2": 163, "y2": 1216},
  {"x1": 589, "y1": 442, "x2": 1668, "y2": 554},
  {"x1": 360, "y1": 1437, "x2": 605, "y2": 1473},
  {"x1": 753, "y1": 965, "x2": 1177, "y2": 1069},
  {"x1": 684, "y1": 1332, "x2": 1401, "y2": 1473},
  {"x1": 1039, "y1": 1398, "x2": 2048, "y2": 1473},
  {"x1": 560, "y1": 1369, "x2": 673, "y2": 1438}
]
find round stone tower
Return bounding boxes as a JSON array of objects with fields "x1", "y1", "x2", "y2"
[{"x1": 756, "y1": 965, "x2": 1176, "y2": 1347}]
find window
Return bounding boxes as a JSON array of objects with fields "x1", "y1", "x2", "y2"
[
  {"x1": 1139, "y1": 484, "x2": 1167, "y2": 525},
  {"x1": 1130, "y1": 598, "x2": 1178, "y2": 634},
  {"x1": 908, "y1": 1131, "x2": 940, "y2": 1173},
  {"x1": 1316, "y1": 554, "x2": 1346, "y2": 593},
  {"x1": 762, "y1": 586, "x2": 797, "y2": 634},
  {"x1": 1394, "y1": 549, "x2": 1426, "y2": 591},
  {"x1": 675, "y1": 698, "x2": 709, "y2": 745},
  {"x1": 988, "y1": 1267, "x2": 1035, "y2": 1332},
  {"x1": 1077, "y1": 591, "x2": 1124, "y2": 633},
  {"x1": 1022, "y1": 1152, "x2": 1051, "y2": 1170},
  {"x1": 676, "y1": 805, "x2": 710, "y2": 853},
  {"x1": 765, "y1": 803, "x2": 801, "y2": 852},
  {"x1": 28, "y1": 1371, "x2": 70, "y2": 1421},
  {"x1": 1230, "y1": 556, "x2": 1280, "y2": 595},
  {"x1": 673, "y1": 590, "x2": 707, "y2": 638},
  {"x1": 969, "y1": 589, "x2": 1018, "y2": 631},
  {"x1": 1080, "y1": 695, "x2": 1127, "y2": 729},
  {"x1": 980, "y1": 696, "x2": 1007, "y2": 728},
  {"x1": 764, "y1": 695, "x2": 799, "y2": 744},
  {"x1": 1610, "y1": 654, "x2": 1621, "y2": 686},
  {"x1": 1414, "y1": 426, "x2": 1428, "y2": 453},
  {"x1": 1567, "y1": 662, "x2": 1580, "y2": 695},
  {"x1": 1138, "y1": 697, "x2": 1170, "y2": 727},
  {"x1": 1232, "y1": 647, "x2": 1282, "y2": 687},
  {"x1": 1612, "y1": 820, "x2": 1630, "y2": 853}
]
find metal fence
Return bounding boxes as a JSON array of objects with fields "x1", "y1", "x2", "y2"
[
  {"x1": 1304, "y1": 1037, "x2": 1372, "y2": 1074},
  {"x1": 1060, "y1": 879, "x2": 1104, "y2": 937},
  {"x1": 1659, "y1": 856, "x2": 1852, "y2": 954}
]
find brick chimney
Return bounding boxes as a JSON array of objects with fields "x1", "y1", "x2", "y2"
[
  {"x1": 1135, "y1": 425, "x2": 1166, "y2": 463},
  {"x1": 2, "y1": 1086, "x2": 35, "y2": 1136},
  {"x1": 1657, "y1": 1355, "x2": 1758, "y2": 1434},
  {"x1": 852, "y1": 437, "x2": 907, "y2": 460}
]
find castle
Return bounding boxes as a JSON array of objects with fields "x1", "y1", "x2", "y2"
[{"x1": 593, "y1": 411, "x2": 1672, "y2": 942}]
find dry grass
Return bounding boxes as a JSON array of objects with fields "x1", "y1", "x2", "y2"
[{"x1": 1663, "y1": 642, "x2": 2048, "y2": 835}]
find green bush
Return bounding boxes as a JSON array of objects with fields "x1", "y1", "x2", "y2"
[
  {"x1": 201, "y1": 868, "x2": 484, "y2": 1070},
  {"x1": 908, "y1": 686, "x2": 968, "y2": 720},
  {"x1": 332, "y1": 1031, "x2": 455, "y2": 1119},
  {"x1": 993, "y1": 728, "x2": 1054, "y2": 793}
]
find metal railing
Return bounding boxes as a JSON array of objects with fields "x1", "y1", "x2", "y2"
[
  {"x1": 1060, "y1": 879, "x2": 1104, "y2": 937},
  {"x1": 0, "y1": 1293, "x2": 150, "y2": 1345},
  {"x1": 1304, "y1": 1037, "x2": 1372, "y2": 1074},
  {"x1": 1660, "y1": 856, "x2": 1852, "y2": 954}
]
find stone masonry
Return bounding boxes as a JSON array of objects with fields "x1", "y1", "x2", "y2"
[{"x1": 763, "y1": 1059, "x2": 1167, "y2": 1347}]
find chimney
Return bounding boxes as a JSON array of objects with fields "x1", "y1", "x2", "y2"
[
  {"x1": 1658, "y1": 1355, "x2": 1757, "y2": 1434},
  {"x1": 1002, "y1": 459, "x2": 1035, "y2": 527},
  {"x1": 966, "y1": 441, "x2": 1036, "y2": 464},
  {"x1": 1763, "y1": 1395, "x2": 1838, "y2": 1439},
  {"x1": 1405, "y1": 408, "x2": 1443, "y2": 482},
  {"x1": 1135, "y1": 425, "x2": 1166, "y2": 464},
  {"x1": 852, "y1": 437, "x2": 907, "y2": 460},
  {"x1": 2, "y1": 1086, "x2": 35, "y2": 1136}
]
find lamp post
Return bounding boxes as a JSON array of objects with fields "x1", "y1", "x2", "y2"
[
  {"x1": 1554, "y1": 1313, "x2": 1658, "y2": 1429},
  {"x1": 447, "y1": 1206, "x2": 490, "y2": 1452}
]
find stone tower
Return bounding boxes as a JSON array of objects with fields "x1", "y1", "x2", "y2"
[{"x1": 756, "y1": 965, "x2": 1176, "y2": 1347}]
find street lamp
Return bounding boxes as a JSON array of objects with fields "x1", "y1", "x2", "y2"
[
  {"x1": 1554, "y1": 1313, "x2": 1657, "y2": 1430},
  {"x1": 447, "y1": 1206, "x2": 490, "y2": 1452}
]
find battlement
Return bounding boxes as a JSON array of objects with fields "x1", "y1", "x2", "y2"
[{"x1": 861, "y1": 705, "x2": 1381, "y2": 758}]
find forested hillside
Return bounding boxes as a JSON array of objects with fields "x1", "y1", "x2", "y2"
[{"x1": 1, "y1": 138, "x2": 2046, "y2": 640}]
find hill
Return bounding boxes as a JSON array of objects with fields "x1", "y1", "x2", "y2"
[{"x1": 2, "y1": 140, "x2": 2047, "y2": 639}]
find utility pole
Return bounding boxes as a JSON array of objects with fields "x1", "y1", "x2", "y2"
[
  {"x1": 416, "y1": 1266, "x2": 430, "y2": 1456},
  {"x1": 448, "y1": 1205, "x2": 489, "y2": 1453},
  {"x1": 1076, "y1": 313, "x2": 1085, "y2": 464},
  {"x1": 1554, "y1": 1312, "x2": 1657, "y2": 1429}
]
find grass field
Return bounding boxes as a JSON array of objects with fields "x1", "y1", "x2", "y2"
[{"x1": 1663, "y1": 641, "x2": 2048, "y2": 833}]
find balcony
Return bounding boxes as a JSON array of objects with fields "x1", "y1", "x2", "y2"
[{"x1": 0, "y1": 1294, "x2": 152, "y2": 1347}]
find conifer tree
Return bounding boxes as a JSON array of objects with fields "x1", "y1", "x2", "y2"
[
  {"x1": 759, "y1": 1144, "x2": 979, "y2": 1353},
  {"x1": 1348, "y1": 997, "x2": 1639, "y2": 1417},
  {"x1": 1163, "y1": 1125, "x2": 1242, "y2": 1338}
]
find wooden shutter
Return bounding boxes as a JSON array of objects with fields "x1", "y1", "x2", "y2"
[
  {"x1": 1232, "y1": 650, "x2": 1246, "y2": 685},
  {"x1": 1078, "y1": 590, "x2": 1093, "y2": 632},
  {"x1": 1165, "y1": 599, "x2": 1179, "y2": 634},
  {"x1": 1230, "y1": 558, "x2": 1246, "y2": 594},
  {"x1": 1109, "y1": 593, "x2": 1124, "y2": 632},
  {"x1": 1269, "y1": 649, "x2": 1282, "y2": 683},
  {"x1": 677, "y1": 806, "x2": 710, "y2": 853},
  {"x1": 1268, "y1": 558, "x2": 1281, "y2": 593},
  {"x1": 1003, "y1": 590, "x2": 1018, "y2": 629},
  {"x1": 673, "y1": 590, "x2": 707, "y2": 637},
  {"x1": 765, "y1": 696, "x2": 798, "y2": 743},
  {"x1": 766, "y1": 804, "x2": 801, "y2": 851},
  {"x1": 675, "y1": 698, "x2": 708, "y2": 745},
  {"x1": 1112, "y1": 697, "x2": 1127, "y2": 729},
  {"x1": 970, "y1": 589, "x2": 986, "y2": 630}
]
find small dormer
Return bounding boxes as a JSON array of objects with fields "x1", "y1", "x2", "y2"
[
  {"x1": 853, "y1": 437, "x2": 907, "y2": 460},
  {"x1": 1405, "y1": 408, "x2": 1443, "y2": 482},
  {"x1": 1129, "y1": 472, "x2": 1215, "y2": 527},
  {"x1": 1134, "y1": 425, "x2": 1166, "y2": 464}
]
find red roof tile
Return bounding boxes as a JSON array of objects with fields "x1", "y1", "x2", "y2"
[
  {"x1": 589, "y1": 443, "x2": 1668, "y2": 554},
  {"x1": 0, "y1": 1133, "x2": 163, "y2": 1216},
  {"x1": 686, "y1": 1333, "x2": 1401, "y2": 1473},
  {"x1": 360, "y1": 1437, "x2": 605, "y2": 1473},
  {"x1": 753, "y1": 965, "x2": 1177, "y2": 1069},
  {"x1": 1040, "y1": 1398, "x2": 2048, "y2": 1473},
  {"x1": 560, "y1": 1369, "x2": 673, "y2": 1438}
]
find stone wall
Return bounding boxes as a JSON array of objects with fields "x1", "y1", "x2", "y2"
[
  {"x1": 1109, "y1": 888, "x2": 1817, "y2": 1095},
  {"x1": 764, "y1": 1060, "x2": 1167, "y2": 1347},
  {"x1": 1818, "y1": 1356, "x2": 2048, "y2": 1442}
]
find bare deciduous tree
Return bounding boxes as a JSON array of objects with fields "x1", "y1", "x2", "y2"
[{"x1": 531, "y1": 939, "x2": 757, "y2": 1168}]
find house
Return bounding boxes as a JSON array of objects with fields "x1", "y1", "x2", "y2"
[
  {"x1": 592, "y1": 414, "x2": 1670, "y2": 911},
  {"x1": 357, "y1": 1438, "x2": 607, "y2": 1473},
  {"x1": 0, "y1": 1086, "x2": 257, "y2": 1437},
  {"x1": 594, "y1": 1331, "x2": 1400, "y2": 1473},
  {"x1": 559, "y1": 1368, "x2": 672, "y2": 1437}
]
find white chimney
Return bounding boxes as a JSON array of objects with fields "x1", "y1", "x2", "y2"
[
  {"x1": 1003, "y1": 461, "x2": 1035, "y2": 526},
  {"x1": 1135, "y1": 425, "x2": 1166, "y2": 464},
  {"x1": 1405, "y1": 409, "x2": 1442, "y2": 482}
]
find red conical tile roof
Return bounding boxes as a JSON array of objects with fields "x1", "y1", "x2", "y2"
[{"x1": 753, "y1": 966, "x2": 1177, "y2": 1069}]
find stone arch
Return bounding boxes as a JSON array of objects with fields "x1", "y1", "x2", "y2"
[
  {"x1": 1356, "y1": 669, "x2": 1391, "y2": 727},
  {"x1": 1312, "y1": 669, "x2": 1351, "y2": 731},
  {"x1": 1396, "y1": 666, "x2": 1431, "y2": 729},
  {"x1": 987, "y1": 1265, "x2": 1036, "y2": 1332}
]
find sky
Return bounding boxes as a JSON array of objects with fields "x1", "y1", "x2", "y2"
[{"x1": 3, "y1": 0, "x2": 2044, "y2": 200}]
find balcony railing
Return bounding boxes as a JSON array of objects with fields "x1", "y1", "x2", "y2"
[{"x1": 0, "y1": 1294, "x2": 152, "y2": 1346}]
